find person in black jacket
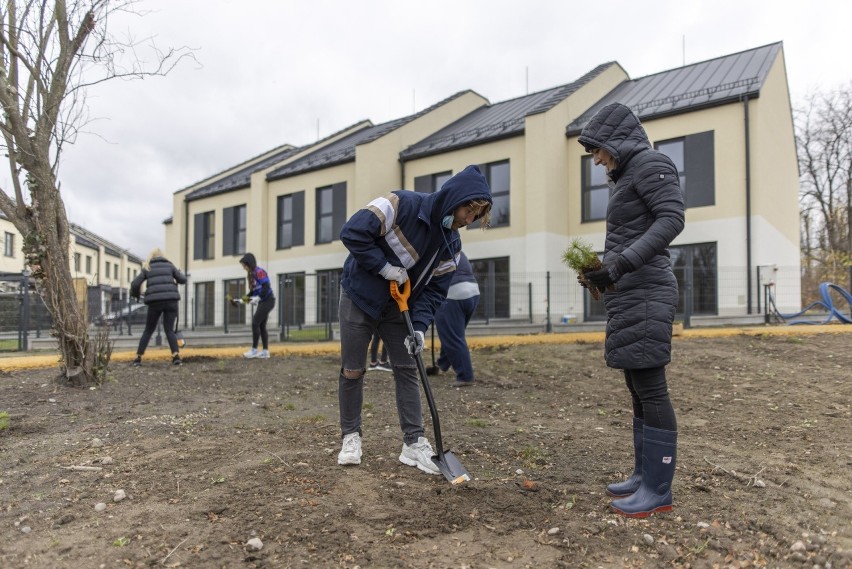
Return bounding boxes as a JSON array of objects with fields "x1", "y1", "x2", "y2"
[
  {"x1": 577, "y1": 102, "x2": 685, "y2": 518},
  {"x1": 433, "y1": 251, "x2": 480, "y2": 386},
  {"x1": 130, "y1": 249, "x2": 187, "y2": 366}
]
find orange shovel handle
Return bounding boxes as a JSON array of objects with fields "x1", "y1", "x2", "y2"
[{"x1": 390, "y1": 279, "x2": 411, "y2": 312}]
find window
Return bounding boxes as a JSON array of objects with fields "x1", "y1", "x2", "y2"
[
  {"x1": 74, "y1": 253, "x2": 81, "y2": 272},
  {"x1": 127, "y1": 267, "x2": 131, "y2": 282},
  {"x1": 413, "y1": 171, "x2": 452, "y2": 194},
  {"x1": 316, "y1": 268, "x2": 342, "y2": 323},
  {"x1": 3, "y1": 232, "x2": 14, "y2": 257},
  {"x1": 470, "y1": 256, "x2": 510, "y2": 320},
  {"x1": 193, "y1": 211, "x2": 215, "y2": 260},
  {"x1": 222, "y1": 205, "x2": 247, "y2": 256},
  {"x1": 104, "y1": 262, "x2": 110, "y2": 279},
  {"x1": 471, "y1": 161, "x2": 510, "y2": 229},
  {"x1": 85, "y1": 256, "x2": 92, "y2": 274},
  {"x1": 277, "y1": 192, "x2": 305, "y2": 249},
  {"x1": 279, "y1": 272, "x2": 306, "y2": 327},
  {"x1": 315, "y1": 183, "x2": 346, "y2": 245},
  {"x1": 656, "y1": 131, "x2": 715, "y2": 208},
  {"x1": 194, "y1": 281, "x2": 215, "y2": 326},
  {"x1": 224, "y1": 278, "x2": 245, "y2": 326},
  {"x1": 581, "y1": 155, "x2": 609, "y2": 222},
  {"x1": 671, "y1": 242, "x2": 717, "y2": 315}
]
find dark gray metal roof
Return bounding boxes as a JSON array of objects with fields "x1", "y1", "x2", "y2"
[
  {"x1": 566, "y1": 42, "x2": 783, "y2": 135},
  {"x1": 185, "y1": 144, "x2": 299, "y2": 202},
  {"x1": 401, "y1": 63, "x2": 615, "y2": 160},
  {"x1": 266, "y1": 90, "x2": 478, "y2": 181},
  {"x1": 70, "y1": 223, "x2": 144, "y2": 262},
  {"x1": 265, "y1": 122, "x2": 378, "y2": 181}
]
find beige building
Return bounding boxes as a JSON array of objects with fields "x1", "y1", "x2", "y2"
[
  {"x1": 166, "y1": 42, "x2": 800, "y2": 330},
  {"x1": 0, "y1": 211, "x2": 143, "y2": 317}
]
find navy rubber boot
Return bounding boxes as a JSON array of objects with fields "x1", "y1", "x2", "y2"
[
  {"x1": 606, "y1": 417, "x2": 644, "y2": 497},
  {"x1": 611, "y1": 426, "x2": 677, "y2": 518}
]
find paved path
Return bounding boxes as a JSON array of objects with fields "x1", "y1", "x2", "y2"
[{"x1": 1, "y1": 324, "x2": 849, "y2": 372}]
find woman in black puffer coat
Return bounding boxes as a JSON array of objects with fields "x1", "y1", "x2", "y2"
[
  {"x1": 130, "y1": 249, "x2": 187, "y2": 366},
  {"x1": 577, "y1": 103, "x2": 685, "y2": 518}
]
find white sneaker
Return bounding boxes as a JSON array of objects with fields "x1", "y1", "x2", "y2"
[
  {"x1": 338, "y1": 433, "x2": 362, "y2": 465},
  {"x1": 399, "y1": 437, "x2": 440, "y2": 475},
  {"x1": 258, "y1": 349, "x2": 270, "y2": 359},
  {"x1": 243, "y1": 348, "x2": 259, "y2": 359}
]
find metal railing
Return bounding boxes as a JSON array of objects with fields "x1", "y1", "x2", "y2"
[{"x1": 3, "y1": 264, "x2": 844, "y2": 352}]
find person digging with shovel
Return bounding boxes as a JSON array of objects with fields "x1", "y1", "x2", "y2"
[{"x1": 336, "y1": 165, "x2": 492, "y2": 476}]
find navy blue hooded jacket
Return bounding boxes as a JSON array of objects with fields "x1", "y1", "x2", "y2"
[
  {"x1": 340, "y1": 165, "x2": 492, "y2": 332},
  {"x1": 239, "y1": 253, "x2": 273, "y2": 301}
]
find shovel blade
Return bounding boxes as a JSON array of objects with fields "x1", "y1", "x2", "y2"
[{"x1": 432, "y1": 451, "x2": 471, "y2": 486}]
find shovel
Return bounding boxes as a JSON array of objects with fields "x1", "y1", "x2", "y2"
[{"x1": 390, "y1": 280, "x2": 471, "y2": 486}]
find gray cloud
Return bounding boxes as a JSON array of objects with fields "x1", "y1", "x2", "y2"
[{"x1": 46, "y1": 0, "x2": 852, "y2": 258}]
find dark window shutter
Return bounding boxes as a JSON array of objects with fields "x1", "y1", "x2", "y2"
[
  {"x1": 276, "y1": 196, "x2": 285, "y2": 248},
  {"x1": 331, "y1": 182, "x2": 347, "y2": 242},
  {"x1": 222, "y1": 206, "x2": 234, "y2": 256},
  {"x1": 193, "y1": 213, "x2": 204, "y2": 260},
  {"x1": 414, "y1": 175, "x2": 431, "y2": 193},
  {"x1": 293, "y1": 191, "x2": 305, "y2": 247},
  {"x1": 685, "y1": 131, "x2": 715, "y2": 208}
]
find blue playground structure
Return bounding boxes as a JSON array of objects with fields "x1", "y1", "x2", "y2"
[{"x1": 770, "y1": 282, "x2": 852, "y2": 325}]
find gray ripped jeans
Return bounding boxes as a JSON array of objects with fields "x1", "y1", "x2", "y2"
[{"x1": 338, "y1": 291, "x2": 424, "y2": 445}]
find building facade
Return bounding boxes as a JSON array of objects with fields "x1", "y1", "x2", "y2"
[
  {"x1": 0, "y1": 211, "x2": 143, "y2": 318},
  {"x1": 165, "y1": 42, "x2": 801, "y2": 331}
]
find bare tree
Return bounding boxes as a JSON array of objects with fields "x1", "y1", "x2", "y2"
[
  {"x1": 0, "y1": 1, "x2": 193, "y2": 386},
  {"x1": 795, "y1": 83, "x2": 852, "y2": 293}
]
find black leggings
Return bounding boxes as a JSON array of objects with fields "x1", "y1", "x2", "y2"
[
  {"x1": 252, "y1": 296, "x2": 275, "y2": 350},
  {"x1": 137, "y1": 300, "x2": 179, "y2": 355},
  {"x1": 623, "y1": 366, "x2": 677, "y2": 431}
]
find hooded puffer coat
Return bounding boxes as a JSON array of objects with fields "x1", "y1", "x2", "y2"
[
  {"x1": 578, "y1": 103, "x2": 685, "y2": 369},
  {"x1": 340, "y1": 165, "x2": 492, "y2": 332}
]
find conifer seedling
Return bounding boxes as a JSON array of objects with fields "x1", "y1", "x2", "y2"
[{"x1": 562, "y1": 238, "x2": 607, "y2": 300}]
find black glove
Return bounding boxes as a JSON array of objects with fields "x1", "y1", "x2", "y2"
[
  {"x1": 584, "y1": 257, "x2": 631, "y2": 288},
  {"x1": 584, "y1": 265, "x2": 617, "y2": 288}
]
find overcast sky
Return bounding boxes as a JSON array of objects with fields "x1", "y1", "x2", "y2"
[{"x1": 48, "y1": 0, "x2": 852, "y2": 260}]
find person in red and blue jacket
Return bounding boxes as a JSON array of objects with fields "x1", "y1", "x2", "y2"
[
  {"x1": 237, "y1": 252, "x2": 275, "y2": 359},
  {"x1": 336, "y1": 164, "x2": 492, "y2": 475}
]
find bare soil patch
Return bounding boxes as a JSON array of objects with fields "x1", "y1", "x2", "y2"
[{"x1": 1, "y1": 332, "x2": 850, "y2": 568}]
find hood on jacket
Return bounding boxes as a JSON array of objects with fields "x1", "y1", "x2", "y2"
[
  {"x1": 239, "y1": 253, "x2": 257, "y2": 270},
  {"x1": 424, "y1": 164, "x2": 492, "y2": 226},
  {"x1": 577, "y1": 103, "x2": 651, "y2": 172}
]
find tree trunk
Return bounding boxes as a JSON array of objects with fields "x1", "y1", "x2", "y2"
[{"x1": 23, "y1": 172, "x2": 93, "y2": 387}]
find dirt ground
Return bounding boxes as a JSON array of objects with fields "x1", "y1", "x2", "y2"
[{"x1": 1, "y1": 329, "x2": 850, "y2": 569}]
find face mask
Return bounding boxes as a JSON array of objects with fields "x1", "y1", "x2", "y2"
[{"x1": 442, "y1": 215, "x2": 453, "y2": 229}]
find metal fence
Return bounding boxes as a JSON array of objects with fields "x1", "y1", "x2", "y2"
[{"x1": 2, "y1": 265, "x2": 848, "y2": 352}]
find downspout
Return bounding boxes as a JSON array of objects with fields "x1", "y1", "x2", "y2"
[
  {"x1": 399, "y1": 156, "x2": 406, "y2": 190},
  {"x1": 183, "y1": 198, "x2": 189, "y2": 326},
  {"x1": 743, "y1": 95, "x2": 753, "y2": 314}
]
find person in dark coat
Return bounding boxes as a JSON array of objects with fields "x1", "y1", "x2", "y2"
[
  {"x1": 335, "y1": 165, "x2": 492, "y2": 475},
  {"x1": 236, "y1": 253, "x2": 276, "y2": 358},
  {"x1": 577, "y1": 102, "x2": 685, "y2": 518},
  {"x1": 434, "y1": 251, "x2": 480, "y2": 386},
  {"x1": 130, "y1": 249, "x2": 187, "y2": 366}
]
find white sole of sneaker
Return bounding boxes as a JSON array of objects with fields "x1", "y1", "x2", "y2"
[
  {"x1": 338, "y1": 456, "x2": 361, "y2": 466},
  {"x1": 399, "y1": 454, "x2": 440, "y2": 475}
]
